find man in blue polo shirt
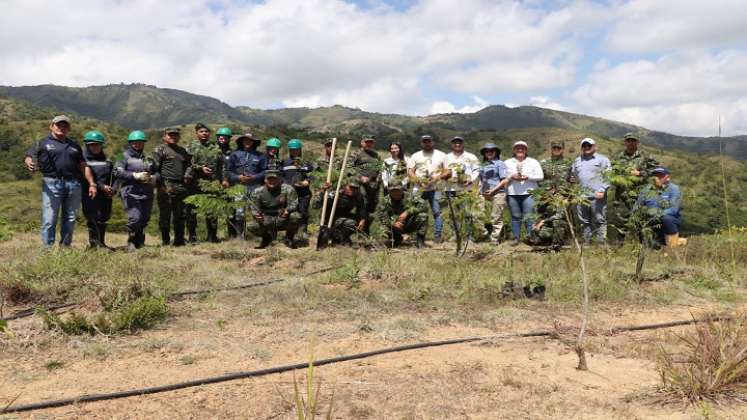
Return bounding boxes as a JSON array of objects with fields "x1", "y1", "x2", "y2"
[
  {"x1": 24, "y1": 115, "x2": 97, "y2": 247},
  {"x1": 571, "y1": 137, "x2": 611, "y2": 245}
]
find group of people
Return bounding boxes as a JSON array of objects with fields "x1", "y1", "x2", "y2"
[{"x1": 24, "y1": 115, "x2": 684, "y2": 251}]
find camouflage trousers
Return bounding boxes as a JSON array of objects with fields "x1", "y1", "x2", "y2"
[
  {"x1": 246, "y1": 212, "x2": 301, "y2": 239},
  {"x1": 528, "y1": 219, "x2": 568, "y2": 247}
]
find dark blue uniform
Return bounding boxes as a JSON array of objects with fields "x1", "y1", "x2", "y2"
[
  {"x1": 114, "y1": 147, "x2": 160, "y2": 248},
  {"x1": 227, "y1": 148, "x2": 267, "y2": 237},
  {"x1": 82, "y1": 148, "x2": 114, "y2": 248},
  {"x1": 219, "y1": 145, "x2": 239, "y2": 238}
]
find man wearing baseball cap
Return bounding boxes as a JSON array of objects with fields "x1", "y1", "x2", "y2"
[
  {"x1": 407, "y1": 134, "x2": 449, "y2": 242},
  {"x1": 24, "y1": 115, "x2": 97, "y2": 247},
  {"x1": 608, "y1": 132, "x2": 659, "y2": 245},
  {"x1": 635, "y1": 167, "x2": 685, "y2": 248},
  {"x1": 350, "y1": 135, "x2": 382, "y2": 235},
  {"x1": 571, "y1": 137, "x2": 611, "y2": 244}
]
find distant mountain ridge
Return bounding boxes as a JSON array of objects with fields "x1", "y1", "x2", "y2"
[{"x1": 1, "y1": 83, "x2": 745, "y2": 159}]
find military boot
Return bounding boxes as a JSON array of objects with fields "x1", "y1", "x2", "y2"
[
  {"x1": 187, "y1": 227, "x2": 198, "y2": 244},
  {"x1": 136, "y1": 231, "x2": 146, "y2": 249},
  {"x1": 256, "y1": 235, "x2": 272, "y2": 249},
  {"x1": 416, "y1": 234, "x2": 426, "y2": 249},
  {"x1": 127, "y1": 232, "x2": 138, "y2": 252},
  {"x1": 173, "y1": 225, "x2": 186, "y2": 247},
  {"x1": 161, "y1": 230, "x2": 171, "y2": 246},
  {"x1": 207, "y1": 226, "x2": 220, "y2": 243}
]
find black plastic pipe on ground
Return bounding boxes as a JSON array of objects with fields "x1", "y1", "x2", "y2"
[{"x1": 2, "y1": 315, "x2": 738, "y2": 414}]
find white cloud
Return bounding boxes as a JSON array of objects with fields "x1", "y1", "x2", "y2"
[
  {"x1": 0, "y1": 0, "x2": 605, "y2": 116},
  {"x1": 528, "y1": 96, "x2": 566, "y2": 111},
  {"x1": 429, "y1": 96, "x2": 489, "y2": 114},
  {"x1": 606, "y1": 0, "x2": 747, "y2": 53},
  {"x1": 573, "y1": 50, "x2": 747, "y2": 135}
]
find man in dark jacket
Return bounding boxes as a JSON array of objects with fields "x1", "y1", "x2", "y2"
[
  {"x1": 227, "y1": 133, "x2": 267, "y2": 238},
  {"x1": 24, "y1": 115, "x2": 97, "y2": 247}
]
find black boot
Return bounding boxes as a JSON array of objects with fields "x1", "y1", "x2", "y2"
[
  {"x1": 136, "y1": 231, "x2": 146, "y2": 248},
  {"x1": 161, "y1": 230, "x2": 171, "y2": 246},
  {"x1": 416, "y1": 234, "x2": 426, "y2": 249},
  {"x1": 283, "y1": 234, "x2": 296, "y2": 249},
  {"x1": 207, "y1": 226, "x2": 220, "y2": 243},
  {"x1": 98, "y1": 224, "x2": 112, "y2": 250},
  {"x1": 256, "y1": 235, "x2": 272, "y2": 249},
  {"x1": 87, "y1": 224, "x2": 100, "y2": 249},
  {"x1": 187, "y1": 227, "x2": 198, "y2": 244},
  {"x1": 173, "y1": 225, "x2": 186, "y2": 247},
  {"x1": 127, "y1": 232, "x2": 138, "y2": 251}
]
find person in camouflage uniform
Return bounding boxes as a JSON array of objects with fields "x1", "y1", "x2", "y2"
[
  {"x1": 154, "y1": 127, "x2": 192, "y2": 246},
  {"x1": 375, "y1": 182, "x2": 428, "y2": 248},
  {"x1": 540, "y1": 140, "x2": 572, "y2": 191},
  {"x1": 350, "y1": 135, "x2": 382, "y2": 235},
  {"x1": 246, "y1": 169, "x2": 301, "y2": 249},
  {"x1": 528, "y1": 198, "x2": 568, "y2": 249},
  {"x1": 281, "y1": 139, "x2": 314, "y2": 237},
  {"x1": 312, "y1": 178, "x2": 367, "y2": 246},
  {"x1": 216, "y1": 127, "x2": 239, "y2": 238},
  {"x1": 608, "y1": 132, "x2": 659, "y2": 245},
  {"x1": 185, "y1": 123, "x2": 223, "y2": 243},
  {"x1": 314, "y1": 138, "x2": 352, "y2": 180}
]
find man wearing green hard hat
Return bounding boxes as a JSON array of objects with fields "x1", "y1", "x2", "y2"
[
  {"x1": 281, "y1": 139, "x2": 314, "y2": 241},
  {"x1": 114, "y1": 130, "x2": 160, "y2": 250},
  {"x1": 81, "y1": 130, "x2": 115, "y2": 250}
]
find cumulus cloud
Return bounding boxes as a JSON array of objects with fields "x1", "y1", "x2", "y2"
[
  {"x1": 429, "y1": 96, "x2": 489, "y2": 114},
  {"x1": 573, "y1": 50, "x2": 747, "y2": 135},
  {"x1": 0, "y1": 0, "x2": 604, "y2": 115},
  {"x1": 606, "y1": 0, "x2": 747, "y2": 53}
]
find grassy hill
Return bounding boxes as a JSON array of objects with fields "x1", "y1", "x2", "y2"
[{"x1": 2, "y1": 84, "x2": 746, "y2": 161}]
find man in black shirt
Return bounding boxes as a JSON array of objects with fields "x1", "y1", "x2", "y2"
[{"x1": 25, "y1": 115, "x2": 97, "y2": 247}]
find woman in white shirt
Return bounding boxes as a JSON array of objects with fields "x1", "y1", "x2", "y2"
[
  {"x1": 381, "y1": 142, "x2": 409, "y2": 194},
  {"x1": 503, "y1": 141, "x2": 544, "y2": 244}
]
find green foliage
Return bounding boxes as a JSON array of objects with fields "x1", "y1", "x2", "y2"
[
  {"x1": 38, "y1": 296, "x2": 168, "y2": 336},
  {"x1": 184, "y1": 180, "x2": 246, "y2": 220}
]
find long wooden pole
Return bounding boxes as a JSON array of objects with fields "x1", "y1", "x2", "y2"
[
  {"x1": 319, "y1": 138, "x2": 337, "y2": 227},
  {"x1": 328, "y1": 141, "x2": 353, "y2": 229}
]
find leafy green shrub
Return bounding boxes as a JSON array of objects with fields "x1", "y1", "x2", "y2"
[{"x1": 38, "y1": 296, "x2": 168, "y2": 335}]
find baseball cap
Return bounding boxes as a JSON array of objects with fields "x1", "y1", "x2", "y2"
[
  {"x1": 265, "y1": 169, "x2": 281, "y2": 178},
  {"x1": 451, "y1": 136, "x2": 465, "y2": 143},
  {"x1": 580, "y1": 137, "x2": 596, "y2": 146},
  {"x1": 513, "y1": 140, "x2": 528, "y2": 148},
  {"x1": 550, "y1": 140, "x2": 565, "y2": 148},
  {"x1": 324, "y1": 138, "x2": 335, "y2": 145},
  {"x1": 651, "y1": 167, "x2": 670, "y2": 175},
  {"x1": 420, "y1": 135, "x2": 433, "y2": 141},
  {"x1": 164, "y1": 127, "x2": 181, "y2": 135},
  {"x1": 623, "y1": 132, "x2": 639, "y2": 141},
  {"x1": 51, "y1": 115, "x2": 71, "y2": 125}
]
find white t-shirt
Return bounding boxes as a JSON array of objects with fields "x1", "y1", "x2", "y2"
[
  {"x1": 444, "y1": 151, "x2": 480, "y2": 191},
  {"x1": 381, "y1": 156, "x2": 410, "y2": 188},
  {"x1": 407, "y1": 149, "x2": 447, "y2": 192},
  {"x1": 504, "y1": 157, "x2": 544, "y2": 195}
]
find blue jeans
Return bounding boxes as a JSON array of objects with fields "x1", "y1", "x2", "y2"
[
  {"x1": 41, "y1": 177, "x2": 82, "y2": 246},
  {"x1": 420, "y1": 190, "x2": 443, "y2": 239},
  {"x1": 507, "y1": 194, "x2": 534, "y2": 240}
]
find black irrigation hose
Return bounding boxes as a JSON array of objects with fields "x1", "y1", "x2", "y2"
[
  {"x1": 4, "y1": 266, "x2": 340, "y2": 322},
  {"x1": 2, "y1": 315, "x2": 739, "y2": 414},
  {"x1": 1, "y1": 303, "x2": 78, "y2": 322}
]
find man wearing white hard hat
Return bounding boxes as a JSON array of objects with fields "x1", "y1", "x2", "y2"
[
  {"x1": 571, "y1": 137, "x2": 611, "y2": 244},
  {"x1": 503, "y1": 140, "x2": 544, "y2": 245}
]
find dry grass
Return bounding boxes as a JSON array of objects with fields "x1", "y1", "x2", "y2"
[{"x1": 656, "y1": 314, "x2": 747, "y2": 404}]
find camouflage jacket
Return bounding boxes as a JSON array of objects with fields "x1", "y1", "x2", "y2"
[
  {"x1": 539, "y1": 157, "x2": 572, "y2": 190},
  {"x1": 249, "y1": 183, "x2": 298, "y2": 217},
  {"x1": 186, "y1": 140, "x2": 223, "y2": 182},
  {"x1": 375, "y1": 192, "x2": 428, "y2": 228},
  {"x1": 312, "y1": 189, "x2": 367, "y2": 221},
  {"x1": 153, "y1": 143, "x2": 191, "y2": 185},
  {"x1": 350, "y1": 149, "x2": 382, "y2": 184},
  {"x1": 613, "y1": 150, "x2": 658, "y2": 183}
]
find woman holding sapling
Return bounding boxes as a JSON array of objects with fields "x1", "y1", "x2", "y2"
[
  {"x1": 503, "y1": 141, "x2": 544, "y2": 245},
  {"x1": 381, "y1": 142, "x2": 409, "y2": 195}
]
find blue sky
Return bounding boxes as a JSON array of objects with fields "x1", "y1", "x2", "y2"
[{"x1": 2, "y1": 0, "x2": 747, "y2": 136}]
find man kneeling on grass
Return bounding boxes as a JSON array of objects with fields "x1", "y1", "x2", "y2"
[
  {"x1": 247, "y1": 169, "x2": 301, "y2": 249},
  {"x1": 636, "y1": 167, "x2": 685, "y2": 248},
  {"x1": 375, "y1": 181, "x2": 428, "y2": 248}
]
